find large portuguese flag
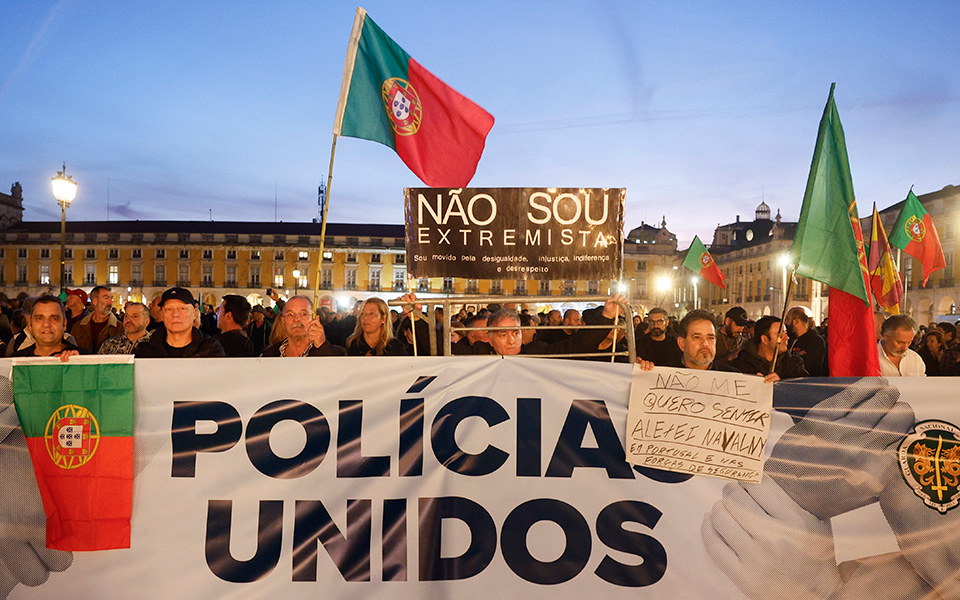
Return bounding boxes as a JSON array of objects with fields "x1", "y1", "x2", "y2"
[
  {"x1": 682, "y1": 235, "x2": 726, "y2": 288},
  {"x1": 333, "y1": 7, "x2": 495, "y2": 187},
  {"x1": 12, "y1": 357, "x2": 134, "y2": 551},
  {"x1": 888, "y1": 189, "x2": 946, "y2": 287}
]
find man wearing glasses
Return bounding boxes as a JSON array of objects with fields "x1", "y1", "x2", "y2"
[
  {"x1": 635, "y1": 307, "x2": 682, "y2": 366},
  {"x1": 135, "y1": 287, "x2": 225, "y2": 358},
  {"x1": 261, "y1": 295, "x2": 346, "y2": 357}
]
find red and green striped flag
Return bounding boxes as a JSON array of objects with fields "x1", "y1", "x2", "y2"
[
  {"x1": 12, "y1": 357, "x2": 134, "y2": 551},
  {"x1": 682, "y1": 235, "x2": 726, "y2": 288},
  {"x1": 334, "y1": 7, "x2": 495, "y2": 187},
  {"x1": 791, "y1": 83, "x2": 880, "y2": 377},
  {"x1": 888, "y1": 189, "x2": 946, "y2": 287},
  {"x1": 867, "y1": 203, "x2": 903, "y2": 314}
]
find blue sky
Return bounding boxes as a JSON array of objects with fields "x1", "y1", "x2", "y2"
[{"x1": 1, "y1": 1, "x2": 957, "y2": 246}]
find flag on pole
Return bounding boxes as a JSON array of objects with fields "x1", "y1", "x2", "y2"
[
  {"x1": 791, "y1": 83, "x2": 880, "y2": 377},
  {"x1": 888, "y1": 189, "x2": 946, "y2": 287},
  {"x1": 13, "y1": 357, "x2": 134, "y2": 551},
  {"x1": 333, "y1": 7, "x2": 495, "y2": 187},
  {"x1": 867, "y1": 203, "x2": 903, "y2": 314},
  {"x1": 682, "y1": 235, "x2": 726, "y2": 288}
]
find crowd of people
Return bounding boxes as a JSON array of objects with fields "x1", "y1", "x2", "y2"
[{"x1": 0, "y1": 284, "x2": 957, "y2": 379}]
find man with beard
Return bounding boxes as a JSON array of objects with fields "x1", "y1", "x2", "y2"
[
  {"x1": 666, "y1": 309, "x2": 738, "y2": 372},
  {"x1": 785, "y1": 306, "x2": 826, "y2": 376},
  {"x1": 636, "y1": 307, "x2": 682, "y2": 366},
  {"x1": 715, "y1": 306, "x2": 748, "y2": 362},
  {"x1": 98, "y1": 302, "x2": 152, "y2": 354},
  {"x1": 72, "y1": 285, "x2": 123, "y2": 353},
  {"x1": 728, "y1": 315, "x2": 807, "y2": 380},
  {"x1": 261, "y1": 295, "x2": 345, "y2": 357},
  {"x1": 877, "y1": 314, "x2": 925, "y2": 377}
]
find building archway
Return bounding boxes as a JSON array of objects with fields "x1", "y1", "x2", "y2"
[{"x1": 938, "y1": 295, "x2": 957, "y2": 317}]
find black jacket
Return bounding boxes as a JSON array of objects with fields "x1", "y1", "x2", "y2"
[
  {"x1": 726, "y1": 340, "x2": 809, "y2": 379},
  {"x1": 134, "y1": 327, "x2": 226, "y2": 358}
]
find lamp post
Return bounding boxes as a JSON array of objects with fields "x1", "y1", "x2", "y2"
[
  {"x1": 52, "y1": 164, "x2": 78, "y2": 297},
  {"x1": 293, "y1": 269, "x2": 301, "y2": 295}
]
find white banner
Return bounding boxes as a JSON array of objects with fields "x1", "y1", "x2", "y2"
[{"x1": 3, "y1": 358, "x2": 959, "y2": 599}]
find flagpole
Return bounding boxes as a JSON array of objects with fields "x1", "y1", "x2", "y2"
[
  {"x1": 312, "y1": 134, "x2": 338, "y2": 307},
  {"x1": 770, "y1": 265, "x2": 796, "y2": 376}
]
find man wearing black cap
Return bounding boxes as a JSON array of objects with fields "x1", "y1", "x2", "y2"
[
  {"x1": 715, "y1": 306, "x2": 747, "y2": 363},
  {"x1": 135, "y1": 287, "x2": 225, "y2": 358}
]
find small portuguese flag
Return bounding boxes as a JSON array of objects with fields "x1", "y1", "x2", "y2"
[
  {"x1": 333, "y1": 7, "x2": 495, "y2": 187},
  {"x1": 888, "y1": 189, "x2": 946, "y2": 287},
  {"x1": 13, "y1": 357, "x2": 134, "y2": 551},
  {"x1": 682, "y1": 235, "x2": 726, "y2": 288}
]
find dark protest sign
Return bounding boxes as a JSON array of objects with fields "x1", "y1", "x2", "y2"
[{"x1": 404, "y1": 188, "x2": 624, "y2": 280}]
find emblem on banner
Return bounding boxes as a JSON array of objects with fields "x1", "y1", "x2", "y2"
[
  {"x1": 381, "y1": 77, "x2": 422, "y2": 136},
  {"x1": 898, "y1": 420, "x2": 960, "y2": 513},
  {"x1": 44, "y1": 404, "x2": 101, "y2": 469},
  {"x1": 699, "y1": 251, "x2": 713, "y2": 269},
  {"x1": 905, "y1": 215, "x2": 926, "y2": 243}
]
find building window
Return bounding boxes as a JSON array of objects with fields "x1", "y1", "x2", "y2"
[
  {"x1": 297, "y1": 272, "x2": 308, "y2": 289},
  {"x1": 393, "y1": 268, "x2": 406, "y2": 291},
  {"x1": 202, "y1": 265, "x2": 213, "y2": 286},
  {"x1": 370, "y1": 253, "x2": 381, "y2": 264},
  {"x1": 202, "y1": 249, "x2": 212, "y2": 261},
  {"x1": 40, "y1": 248, "x2": 51, "y2": 259},
  {"x1": 108, "y1": 265, "x2": 119, "y2": 285},
  {"x1": 40, "y1": 264, "x2": 50, "y2": 285},
  {"x1": 346, "y1": 252, "x2": 358, "y2": 263},
  {"x1": 322, "y1": 251, "x2": 333, "y2": 262},
  {"x1": 417, "y1": 278, "x2": 430, "y2": 292},
  {"x1": 85, "y1": 264, "x2": 96, "y2": 285},
  {"x1": 587, "y1": 281, "x2": 599, "y2": 295},
  {"x1": 442, "y1": 278, "x2": 454, "y2": 292},
  {"x1": 132, "y1": 248, "x2": 142, "y2": 259},
  {"x1": 636, "y1": 278, "x2": 647, "y2": 297},
  {"x1": 345, "y1": 267, "x2": 358, "y2": 290},
  {"x1": 249, "y1": 266, "x2": 261, "y2": 287},
  {"x1": 64, "y1": 248, "x2": 73, "y2": 259},
  {"x1": 63, "y1": 264, "x2": 72, "y2": 285},
  {"x1": 465, "y1": 279, "x2": 479, "y2": 293},
  {"x1": 225, "y1": 265, "x2": 237, "y2": 287},
  {"x1": 321, "y1": 268, "x2": 332, "y2": 289},
  {"x1": 539, "y1": 280, "x2": 551, "y2": 295},
  {"x1": 178, "y1": 265, "x2": 190, "y2": 286},
  {"x1": 16, "y1": 264, "x2": 27, "y2": 285},
  {"x1": 273, "y1": 267, "x2": 284, "y2": 288},
  {"x1": 154, "y1": 264, "x2": 166, "y2": 285},
  {"x1": 223, "y1": 249, "x2": 235, "y2": 261},
  {"x1": 395, "y1": 254, "x2": 405, "y2": 264},
  {"x1": 515, "y1": 280, "x2": 526, "y2": 295},
  {"x1": 109, "y1": 248, "x2": 119, "y2": 259},
  {"x1": 179, "y1": 249, "x2": 189, "y2": 259},
  {"x1": 86, "y1": 249, "x2": 96, "y2": 259},
  {"x1": 562, "y1": 280, "x2": 576, "y2": 295},
  {"x1": 274, "y1": 250, "x2": 285, "y2": 261},
  {"x1": 156, "y1": 249, "x2": 166, "y2": 259},
  {"x1": 17, "y1": 249, "x2": 26, "y2": 259},
  {"x1": 490, "y1": 280, "x2": 503, "y2": 294},
  {"x1": 250, "y1": 250, "x2": 260, "y2": 261},
  {"x1": 369, "y1": 268, "x2": 381, "y2": 291},
  {"x1": 131, "y1": 263, "x2": 142, "y2": 285},
  {"x1": 298, "y1": 250, "x2": 309, "y2": 261}
]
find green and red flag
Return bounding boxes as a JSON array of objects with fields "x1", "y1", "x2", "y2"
[
  {"x1": 13, "y1": 357, "x2": 134, "y2": 551},
  {"x1": 791, "y1": 83, "x2": 880, "y2": 376},
  {"x1": 888, "y1": 189, "x2": 945, "y2": 287},
  {"x1": 334, "y1": 7, "x2": 495, "y2": 187},
  {"x1": 682, "y1": 235, "x2": 725, "y2": 288},
  {"x1": 867, "y1": 203, "x2": 903, "y2": 314}
]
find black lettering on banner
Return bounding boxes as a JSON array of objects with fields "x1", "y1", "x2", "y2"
[
  {"x1": 516, "y1": 398, "x2": 541, "y2": 477},
  {"x1": 500, "y1": 499, "x2": 591, "y2": 585},
  {"x1": 382, "y1": 498, "x2": 408, "y2": 581},
  {"x1": 419, "y1": 497, "x2": 497, "y2": 581},
  {"x1": 337, "y1": 400, "x2": 390, "y2": 478},
  {"x1": 246, "y1": 399, "x2": 329, "y2": 479},
  {"x1": 398, "y1": 398, "x2": 424, "y2": 477},
  {"x1": 292, "y1": 499, "x2": 372, "y2": 582},
  {"x1": 171, "y1": 400, "x2": 242, "y2": 478},
  {"x1": 545, "y1": 399, "x2": 634, "y2": 479},
  {"x1": 431, "y1": 396, "x2": 509, "y2": 476},
  {"x1": 205, "y1": 499, "x2": 282, "y2": 583},
  {"x1": 594, "y1": 501, "x2": 667, "y2": 587}
]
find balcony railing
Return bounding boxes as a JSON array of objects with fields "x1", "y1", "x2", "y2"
[{"x1": 152, "y1": 280, "x2": 167, "y2": 287}]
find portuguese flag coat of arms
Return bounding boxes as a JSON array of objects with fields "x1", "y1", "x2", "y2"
[
  {"x1": 333, "y1": 7, "x2": 495, "y2": 187},
  {"x1": 12, "y1": 356, "x2": 134, "y2": 551},
  {"x1": 682, "y1": 235, "x2": 726, "y2": 288},
  {"x1": 888, "y1": 189, "x2": 946, "y2": 287}
]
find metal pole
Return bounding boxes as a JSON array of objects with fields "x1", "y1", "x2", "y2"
[
  {"x1": 312, "y1": 133, "x2": 338, "y2": 308},
  {"x1": 59, "y1": 201, "x2": 67, "y2": 295}
]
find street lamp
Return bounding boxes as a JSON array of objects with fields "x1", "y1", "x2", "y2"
[
  {"x1": 691, "y1": 276, "x2": 699, "y2": 310},
  {"x1": 52, "y1": 164, "x2": 77, "y2": 296},
  {"x1": 292, "y1": 269, "x2": 301, "y2": 295}
]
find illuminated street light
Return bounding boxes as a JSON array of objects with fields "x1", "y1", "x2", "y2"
[
  {"x1": 293, "y1": 269, "x2": 301, "y2": 295},
  {"x1": 52, "y1": 163, "x2": 78, "y2": 296}
]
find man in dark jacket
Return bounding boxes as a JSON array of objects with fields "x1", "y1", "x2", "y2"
[
  {"x1": 214, "y1": 294, "x2": 255, "y2": 357},
  {"x1": 728, "y1": 315, "x2": 808, "y2": 379},
  {"x1": 135, "y1": 287, "x2": 225, "y2": 358}
]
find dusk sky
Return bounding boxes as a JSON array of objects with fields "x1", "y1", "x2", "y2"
[{"x1": 2, "y1": 1, "x2": 957, "y2": 247}]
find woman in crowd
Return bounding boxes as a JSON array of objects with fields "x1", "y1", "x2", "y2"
[{"x1": 346, "y1": 297, "x2": 406, "y2": 356}]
